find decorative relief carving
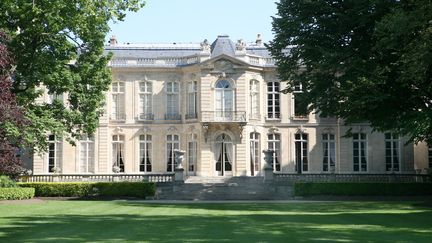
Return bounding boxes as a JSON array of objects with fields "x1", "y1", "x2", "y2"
[
  {"x1": 236, "y1": 39, "x2": 246, "y2": 52},
  {"x1": 214, "y1": 59, "x2": 234, "y2": 72}
]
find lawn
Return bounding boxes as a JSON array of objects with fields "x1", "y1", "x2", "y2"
[{"x1": 0, "y1": 200, "x2": 431, "y2": 242}]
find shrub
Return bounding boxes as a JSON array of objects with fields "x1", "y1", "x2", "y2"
[
  {"x1": 0, "y1": 187, "x2": 34, "y2": 200},
  {"x1": 18, "y1": 182, "x2": 156, "y2": 198},
  {"x1": 0, "y1": 175, "x2": 17, "y2": 188},
  {"x1": 18, "y1": 182, "x2": 93, "y2": 197},
  {"x1": 294, "y1": 182, "x2": 432, "y2": 197}
]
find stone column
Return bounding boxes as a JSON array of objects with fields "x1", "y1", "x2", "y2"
[
  {"x1": 263, "y1": 149, "x2": 274, "y2": 182},
  {"x1": 174, "y1": 149, "x2": 186, "y2": 182}
]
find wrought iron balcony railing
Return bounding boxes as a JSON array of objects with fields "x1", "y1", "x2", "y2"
[
  {"x1": 201, "y1": 111, "x2": 246, "y2": 123},
  {"x1": 138, "y1": 113, "x2": 154, "y2": 121},
  {"x1": 164, "y1": 113, "x2": 181, "y2": 120}
]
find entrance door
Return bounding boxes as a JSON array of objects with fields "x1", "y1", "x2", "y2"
[{"x1": 215, "y1": 133, "x2": 233, "y2": 176}]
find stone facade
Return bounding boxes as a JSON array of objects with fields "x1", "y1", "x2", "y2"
[{"x1": 32, "y1": 35, "x2": 423, "y2": 176}]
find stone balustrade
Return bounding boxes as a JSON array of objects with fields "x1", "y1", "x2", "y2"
[
  {"x1": 19, "y1": 173, "x2": 175, "y2": 183},
  {"x1": 274, "y1": 173, "x2": 431, "y2": 183}
]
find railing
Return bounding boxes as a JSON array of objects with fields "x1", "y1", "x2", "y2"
[
  {"x1": 274, "y1": 173, "x2": 431, "y2": 183},
  {"x1": 109, "y1": 56, "x2": 276, "y2": 68},
  {"x1": 185, "y1": 113, "x2": 198, "y2": 119},
  {"x1": 164, "y1": 113, "x2": 181, "y2": 120},
  {"x1": 201, "y1": 111, "x2": 246, "y2": 123},
  {"x1": 138, "y1": 113, "x2": 154, "y2": 121},
  {"x1": 109, "y1": 56, "x2": 200, "y2": 67},
  {"x1": 110, "y1": 113, "x2": 126, "y2": 121},
  {"x1": 19, "y1": 173, "x2": 175, "y2": 183}
]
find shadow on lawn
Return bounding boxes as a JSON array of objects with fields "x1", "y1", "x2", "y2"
[{"x1": 1, "y1": 205, "x2": 432, "y2": 242}]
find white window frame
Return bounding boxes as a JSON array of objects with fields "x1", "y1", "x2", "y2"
[
  {"x1": 250, "y1": 132, "x2": 261, "y2": 176},
  {"x1": 138, "y1": 81, "x2": 153, "y2": 120},
  {"x1": 111, "y1": 82, "x2": 125, "y2": 120},
  {"x1": 166, "y1": 81, "x2": 180, "y2": 120},
  {"x1": 385, "y1": 133, "x2": 400, "y2": 172},
  {"x1": 267, "y1": 81, "x2": 280, "y2": 119},
  {"x1": 166, "y1": 134, "x2": 180, "y2": 172},
  {"x1": 250, "y1": 80, "x2": 260, "y2": 119},
  {"x1": 79, "y1": 135, "x2": 95, "y2": 173},
  {"x1": 47, "y1": 135, "x2": 62, "y2": 173},
  {"x1": 353, "y1": 133, "x2": 368, "y2": 172},
  {"x1": 187, "y1": 81, "x2": 198, "y2": 119},
  {"x1": 215, "y1": 80, "x2": 234, "y2": 120},
  {"x1": 188, "y1": 134, "x2": 198, "y2": 172},
  {"x1": 139, "y1": 134, "x2": 152, "y2": 172},
  {"x1": 268, "y1": 133, "x2": 281, "y2": 172},
  {"x1": 112, "y1": 134, "x2": 125, "y2": 172},
  {"x1": 322, "y1": 134, "x2": 336, "y2": 172},
  {"x1": 295, "y1": 133, "x2": 308, "y2": 173}
]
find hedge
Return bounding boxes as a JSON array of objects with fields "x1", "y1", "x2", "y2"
[
  {"x1": 0, "y1": 175, "x2": 17, "y2": 188},
  {"x1": 0, "y1": 188, "x2": 35, "y2": 200},
  {"x1": 18, "y1": 182, "x2": 156, "y2": 198},
  {"x1": 294, "y1": 182, "x2": 432, "y2": 197}
]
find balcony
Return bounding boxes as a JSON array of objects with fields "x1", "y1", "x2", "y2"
[
  {"x1": 110, "y1": 113, "x2": 126, "y2": 121},
  {"x1": 164, "y1": 113, "x2": 181, "y2": 120},
  {"x1": 201, "y1": 111, "x2": 246, "y2": 123},
  {"x1": 185, "y1": 113, "x2": 198, "y2": 119},
  {"x1": 138, "y1": 113, "x2": 154, "y2": 121}
]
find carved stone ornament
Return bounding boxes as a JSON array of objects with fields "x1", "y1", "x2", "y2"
[
  {"x1": 113, "y1": 126, "x2": 123, "y2": 134},
  {"x1": 236, "y1": 39, "x2": 246, "y2": 51},
  {"x1": 167, "y1": 126, "x2": 178, "y2": 133},
  {"x1": 214, "y1": 59, "x2": 233, "y2": 73},
  {"x1": 200, "y1": 39, "x2": 211, "y2": 52},
  {"x1": 268, "y1": 127, "x2": 279, "y2": 134}
]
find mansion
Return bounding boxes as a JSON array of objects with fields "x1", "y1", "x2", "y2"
[{"x1": 31, "y1": 34, "x2": 431, "y2": 177}]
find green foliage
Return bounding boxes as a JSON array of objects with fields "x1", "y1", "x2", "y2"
[
  {"x1": 0, "y1": 0, "x2": 145, "y2": 152},
  {"x1": 19, "y1": 182, "x2": 93, "y2": 197},
  {"x1": 294, "y1": 182, "x2": 432, "y2": 196},
  {"x1": 18, "y1": 182, "x2": 156, "y2": 198},
  {"x1": 268, "y1": 0, "x2": 432, "y2": 143},
  {"x1": 0, "y1": 175, "x2": 17, "y2": 188},
  {"x1": 0, "y1": 187, "x2": 34, "y2": 200}
]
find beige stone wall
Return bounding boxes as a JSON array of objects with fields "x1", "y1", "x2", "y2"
[{"x1": 33, "y1": 58, "x2": 418, "y2": 175}]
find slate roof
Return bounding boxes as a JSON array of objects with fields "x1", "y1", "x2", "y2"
[{"x1": 105, "y1": 35, "x2": 274, "y2": 59}]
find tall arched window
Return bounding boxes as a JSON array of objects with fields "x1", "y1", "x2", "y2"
[
  {"x1": 166, "y1": 81, "x2": 180, "y2": 120},
  {"x1": 267, "y1": 82, "x2": 280, "y2": 119},
  {"x1": 139, "y1": 134, "x2": 152, "y2": 172},
  {"x1": 111, "y1": 82, "x2": 125, "y2": 120},
  {"x1": 215, "y1": 80, "x2": 233, "y2": 120},
  {"x1": 48, "y1": 135, "x2": 62, "y2": 173},
  {"x1": 112, "y1": 134, "x2": 125, "y2": 172},
  {"x1": 79, "y1": 135, "x2": 94, "y2": 173},
  {"x1": 268, "y1": 133, "x2": 281, "y2": 171},
  {"x1": 166, "y1": 134, "x2": 180, "y2": 172},
  {"x1": 250, "y1": 132, "x2": 260, "y2": 176},
  {"x1": 215, "y1": 133, "x2": 233, "y2": 176},
  {"x1": 295, "y1": 133, "x2": 308, "y2": 173}
]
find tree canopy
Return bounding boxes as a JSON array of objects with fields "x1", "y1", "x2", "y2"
[
  {"x1": 0, "y1": 0, "x2": 145, "y2": 152},
  {"x1": 268, "y1": 0, "x2": 432, "y2": 143}
]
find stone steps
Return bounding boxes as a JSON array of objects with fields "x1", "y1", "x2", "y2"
[{"x1": 154, "y1": 176, "x2": 293, "y2": 200}]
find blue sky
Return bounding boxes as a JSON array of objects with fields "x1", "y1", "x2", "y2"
[{"x1": 108, "y1": 0, "x2": 278, "y2": 44}]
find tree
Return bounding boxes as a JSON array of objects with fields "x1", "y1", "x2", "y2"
[
  {"x1": 0, "y1": 32, "x2": 29, "y2": 177},
  {"x1": 268, "y1": 0, "x2": 432, "y2": 143},
  {"x1": 0, "y1": 0, "x2": 145, "y2": 152}
]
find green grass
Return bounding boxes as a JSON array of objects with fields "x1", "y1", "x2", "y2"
[{"x1": 0, "y1": 200, "x2": 431, "y2": 242}]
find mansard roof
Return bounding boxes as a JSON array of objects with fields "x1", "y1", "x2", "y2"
[{"x1": 105, "y1": 35, "x2": 277, "y2": 68}]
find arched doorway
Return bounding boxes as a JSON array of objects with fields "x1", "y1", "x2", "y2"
[{"x1": 215, "y1": 133, "x2": 233, "y2": 176}]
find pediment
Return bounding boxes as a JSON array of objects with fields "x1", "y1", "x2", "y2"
[{"x1": 200, "y1": 54, "x2": 251, "y2": 72}]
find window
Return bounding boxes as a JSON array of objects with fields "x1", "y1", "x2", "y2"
[
  {"x1": 267, "y1": 82, "x2": 280, "y2": 119},
  {"x1": 429, "y1": 145, "x2": 432, "y2": 168},
  {"x1": 79, "y1": 135, "x2": 94, "y2": 173},
  {"x1": 188, "y1": 134, "x2": 198, "y2": 172},
  {"x1": 166, "y1": 81, "x2": 180, "y2": 120},
  {"x1": 353, "y1": 133, "x2": 367, "y2": 172},
  {"x1": 250, "y1": 133, "x2": 261, "y2": 176},
  {"x1": 295, "y1": 133, "x2": 308, "y2": 172},
  {"x1": 112, "y1": 134, "x2": 125, "y2": 172},
  {"x1": 322, "y1": 134, "x2": 336, "y2": 172},
  {"x1": 139, "y1": 134, "x2": 152, "y2": 172},
  {"x1": 268, "y1": 134, "x2": 281, "y2": 171},
  {"x1": 48, "y1": 93, "x2": 64, "y2": 104},
  {"x1": 187, "y1": 81, "x2": 198, "y2": 119},
  {"x1": 293, "y1": 82, "x2": 308, "y2": 118},
  {"x1": 111, "y1": 82, "x2": 125, "y2": 120},
  {"x1": 385, "y1": 133, "x2": 400, "y2": 172},
  {"x1": 167, "y1": 134, "x2": 180, "y2": 172},
  {"x1": 250, "y1": 80, "x2": 260, "y2": 119},
  {"x1": 48, "y1": 135, "x2": 62, "y2": 173},
  {"x1": 139, "y1": 81, "x2": 153, "y2": 120},
  {"x1": 215, "y1": 80, "x2": 234, "y2": 119}
]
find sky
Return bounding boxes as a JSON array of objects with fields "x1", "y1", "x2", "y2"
[{"x1": 108, "y1": 0, "x2": 279, "y2": 44}]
